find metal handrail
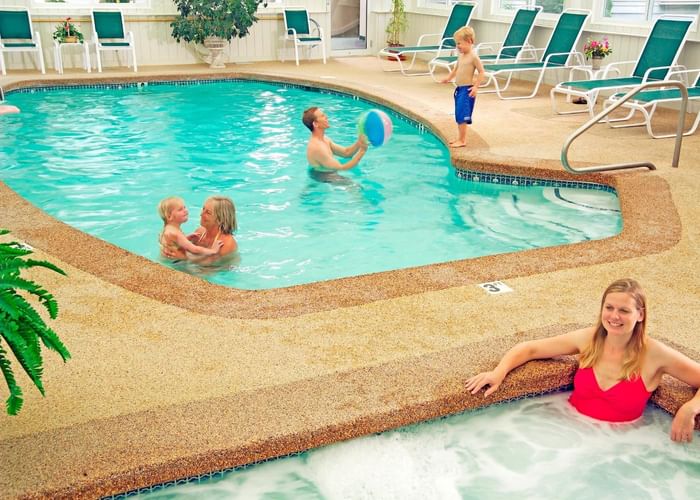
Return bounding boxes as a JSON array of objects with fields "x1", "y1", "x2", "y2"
[{"x1": 561, "y1": 80, "x2": 689, "y2": 173}]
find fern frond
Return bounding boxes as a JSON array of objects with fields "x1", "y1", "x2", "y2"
[
  {"x1": 0, "y1": 342, "x2": 23, "y2": 415},
  {"x1": 0, "y1": 245, "x2": 32, "y2": 259},
  {"x1": 24, "y1": 259, "x2": 66, "y2": 276},
  {"x1": 36, "y1": 324, "x2": 71, "y2": 361},
  {"x1": 0, "y1": 290, "x2": 21, "y2": 319},
  {"x1": 1, "y1": 319, "x2": 44, "y2": 395}
]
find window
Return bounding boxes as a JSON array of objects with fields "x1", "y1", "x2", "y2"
[
  {"x1": 497, "y1": 0, "x2": 564, "y2": 14},
  {"x1": 34, "y1": 0, "x2": 149, "y2": 6},
  {"x1": 603, "y1": 0, "x2": 700, "y2": 21}
]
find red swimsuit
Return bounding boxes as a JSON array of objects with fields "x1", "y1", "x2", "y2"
[{"x1": 569, "y1": 367, "x2": 652, "y2": 422}]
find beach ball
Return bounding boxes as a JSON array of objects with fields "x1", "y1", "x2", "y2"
[{"x1": 357, "y1": 109, "x2": 393, "y2": 147}]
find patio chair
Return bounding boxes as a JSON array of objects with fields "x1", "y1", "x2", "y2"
[
  {"x1": 280, "y1": 7, "x2": 326, "y2": 66},
  {"x1": 428, "y1": 6, "x2": 542, "y2": 82},
  {"x1": 377, "y1": 1, "x2": 477, "y2": 76},
  {"x1": 0, "y1": 9, "x2": 45, "y2": 75},
  {"x1": 551, "y1": 16, "x2": 695, "y2": 117},
  {"x1": 91, "y1": 9, "x2": 137, "y2": 72},
  {"x1": 602, "y1": 69, "x2": 700, "y2": 139},
  {"x1": 479, "y1": 9, "x2": 590, "y2": 100}
]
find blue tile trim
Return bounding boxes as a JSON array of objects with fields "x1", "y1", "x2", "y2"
[
  {"x1": 454, "y1": 167, "x2": 617, "y2": 194},
  {"x1": 4, "y1": 78, "x2": 426, "y2": 131}
]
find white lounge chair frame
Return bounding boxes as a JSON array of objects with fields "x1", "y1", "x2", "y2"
[
  {"x1": 91, "y1": 9, "x2": 138, "y2": 73},
  {"x1": 428, "y1": 6, "x2": 541, "y2": 83},
  {"x1": 280, "y1": 7, "x2": 326, "y2": 66},
  {"x1": 479, "y1": 9, "x2": 590, "y2": 100},
  {"x1": 377, "y1": 1, "x2": 477, "y2": 76},
  {"x1": 550, "y1": 15, "x2": 696, "y2": 118},
  {"x1": 602, "y1": 69, "x2": 700, "y2": 139},
  {"x1": 0, "y1": 9, "x2": 45, "y2": 75}
]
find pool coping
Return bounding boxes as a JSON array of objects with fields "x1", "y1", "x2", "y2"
[{"x1": 0, "y1": 73, "x2": 681, "y2": 320}]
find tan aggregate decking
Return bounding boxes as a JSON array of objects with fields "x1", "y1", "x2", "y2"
[{"x1": 0, "y1": 57, "x2": 698, "y2": 499}]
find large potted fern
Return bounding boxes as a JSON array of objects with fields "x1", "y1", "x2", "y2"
[
  {"x1": 0, "y1": 229, "x2": 70, "y2": 415},
  {"x1": 170, "y1": 0, "x2": 267, "y2": 68}
]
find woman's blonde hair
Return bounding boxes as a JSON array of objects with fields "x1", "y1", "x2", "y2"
[
  {"x1": 207, "y1": 196, "x2": 237, "y2": 234},
  {"x1": 579, "y1": 278, "x2": 647, "y2": 380},
  {"x1": 157, "y1": 196, "x2": 183, "y2": 223}
]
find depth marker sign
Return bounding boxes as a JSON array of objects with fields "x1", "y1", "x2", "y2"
[{"x1": 478, "y1": 281, "x2": 513, "y2": 295}]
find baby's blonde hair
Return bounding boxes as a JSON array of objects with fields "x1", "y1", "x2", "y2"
[
  {"x1": 157, "y1": 196, "x2": 183, "y2": 223},
  {"x1": 207, "y1": 196, "x2": 238, "y2": 234},
  {"x1": 454, "y1": 26, "x2": 475, "y2": 43}
]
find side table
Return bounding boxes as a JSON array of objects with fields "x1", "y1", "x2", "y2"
[{"x1": 54, "y1": 41, "x2": 91, "y2": 75}]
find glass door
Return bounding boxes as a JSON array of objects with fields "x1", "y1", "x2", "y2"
[{"x1": 330, "y1": 0, "x2": 368, "y2": 54}]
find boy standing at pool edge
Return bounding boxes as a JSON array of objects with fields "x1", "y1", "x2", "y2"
[{"x1": 441, "y1": 26, "x2": 484, "y2": 148}]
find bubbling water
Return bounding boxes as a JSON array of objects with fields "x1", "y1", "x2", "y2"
[{"x1": 136, "y1": 393, "x2": 700, "y2": 499}]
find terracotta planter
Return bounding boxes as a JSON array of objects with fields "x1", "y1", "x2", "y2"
[{"x1": 386, "y1": 43, "x2": 407, "y2": 61}]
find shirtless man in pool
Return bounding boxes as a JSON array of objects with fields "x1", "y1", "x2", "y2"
[{"x1": 302, "y1": 107, "x2": 367, "y2": 172}]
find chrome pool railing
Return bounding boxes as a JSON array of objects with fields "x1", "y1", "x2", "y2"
[{"x1": 561, "y1": 80, "x2": 689, "y2": 173}]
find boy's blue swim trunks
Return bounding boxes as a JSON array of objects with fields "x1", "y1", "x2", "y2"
[{"x1": 454, "y1": 85, "x2": 476, "y2": 125}]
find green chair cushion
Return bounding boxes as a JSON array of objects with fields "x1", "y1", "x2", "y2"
[
  {"x1": 483, "y1": 62, "x2": 547, "y2": 72},
  {"x1": 0, "y1": 10, "x2": 32, "y2": 39},
  {"x1": 632, "y1": 18, "x2": 693, "y2": 81},
  {"x1": 285, "y1": 10, "x2": 311, "y2": 36},
  {"x1": 559, "y1": 77, "x2": 645, "y2": 91},
  {"x1": 101, "y1": 42, "x2": 131, "y2": 47},
  {"x1": 616, "y1": 86, "x2": 700, "y2": 103},
  {"x1": 94, "y1": 12, "x2": 125, "y2": 39},
  {"x1": 2, "y1": 42, "x2": 36, "y2": 48}
]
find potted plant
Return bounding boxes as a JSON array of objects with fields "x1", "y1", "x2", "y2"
[
  {"x1": 386, "y1": 0, "x2": 408, "y2": 46},
  {"x1": 583, "y1": 37, "x2": 612, "y2": 70},
  {"x1": 52, "y1": 17, "x2": 84, "y2": 44},
  {"x1": 170, "y1": 0, "x2": 267, "y2": 68},
  {"x1": 0, "y1": 229, "x2": 70, "y2": 415}
]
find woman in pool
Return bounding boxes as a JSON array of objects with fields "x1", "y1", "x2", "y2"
[
  {"x1": 466, "y1": 278, "x2": 700, "y2": 442},
  {"x1": 186, "y1": 195, "x2": 238, "y2": 261}
]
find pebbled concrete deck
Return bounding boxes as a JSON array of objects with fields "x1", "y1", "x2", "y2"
[{"x1": 0, "y1": 57, "x2": 698, "y2": 499}]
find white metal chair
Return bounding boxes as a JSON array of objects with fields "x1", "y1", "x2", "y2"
[
  {"x1": 281, "y1": 7, "x2": 326, "y2": 65},
  {"x1": 0, "y1": 9, "x2": 45, "y2": 75},
  {"x1": 91, "y1": 9, "x2": 137, "y2": 72}
]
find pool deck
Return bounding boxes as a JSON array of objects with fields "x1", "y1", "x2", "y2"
[{"x1": 1, "y1": 57, "x2": 698, "y2": 499}]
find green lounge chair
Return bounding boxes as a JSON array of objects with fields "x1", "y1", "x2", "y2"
[
  {"x1": 377, "y1": 1, "x2": 476, "y2": 76},
  {"x1": 603, "y1": 69, "x2": 700, "y2": 139},
  {"x1": 428, "y1": 6, "x2": 541, "y2": 82},
  {"x1": 0, "y1": 9, "x2": 45, "y2": 75},
  {"x1": 480, "y1": 9, "x2": 590, "y2": 100},
  {"x1": 280, "y1": 7, "x2": 326, "y2": 66},
  {"x1": 91, "y1": 9, "x2": 137, "y2": 72},
  {"x1": 551, "y1": 16, "x2": 695, "y2": 117}
]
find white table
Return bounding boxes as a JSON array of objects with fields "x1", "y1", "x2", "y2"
[
  {"x1": 568, "y1": 63, "x2": 620, "y2": 81},
  {"x1": 54, "y1": 41, "x2": 91, "y2": 75}
]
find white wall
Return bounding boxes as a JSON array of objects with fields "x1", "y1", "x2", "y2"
[{"x1": 3, "y1": 0, "x2": 700, "y2": 79}]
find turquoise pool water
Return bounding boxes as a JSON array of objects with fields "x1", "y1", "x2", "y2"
[
  {"x1": 0, "y1": 81, "x2": 621, "y2": 289},
  {"x1": 130, "y1": 393, "x2": 700, "y2": 499}
]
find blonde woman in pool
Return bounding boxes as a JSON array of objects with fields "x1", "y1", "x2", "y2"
[
  {"x1": 157, "y1": 196, "x2": 223, "y2": 261},
  {"x1": 186, "y1": 195, "x2": 238, "y2": 262},
  {"x1": 466, "y1": 278, "x2": 700, "y2": 443}
]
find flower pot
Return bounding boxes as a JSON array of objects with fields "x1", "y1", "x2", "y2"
[
  {"x1": 63, "y1": 36, "x2": 78, "y2": 44},
  {"x1": 202, "y1": 36, "x2": 226, "y2": 69},
  {"x1": 591, "y1": 56, "x2": 603, "y2": 70},
  {"x1": 386, "y1": 44, "x2": 406, "y2": 61}
]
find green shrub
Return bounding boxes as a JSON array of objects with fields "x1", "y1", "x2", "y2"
[{"x1": 0, "y1": 229, "x2": 70, "y2": 415}]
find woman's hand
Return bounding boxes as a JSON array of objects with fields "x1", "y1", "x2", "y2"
[
  {"x1": 670, "y1": 401, "x2": 697, "y2": 443},
  {"x1": 465, "y1": 371, "x2": 504, "y2": 397}
]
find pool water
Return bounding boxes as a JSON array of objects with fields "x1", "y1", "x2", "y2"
[
  {"x1": 0, "y1": 81, "x2": 621, "y2": 290},
  {"x1": 132, "y1": 393, "x2": 700, "y2": 499}
]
